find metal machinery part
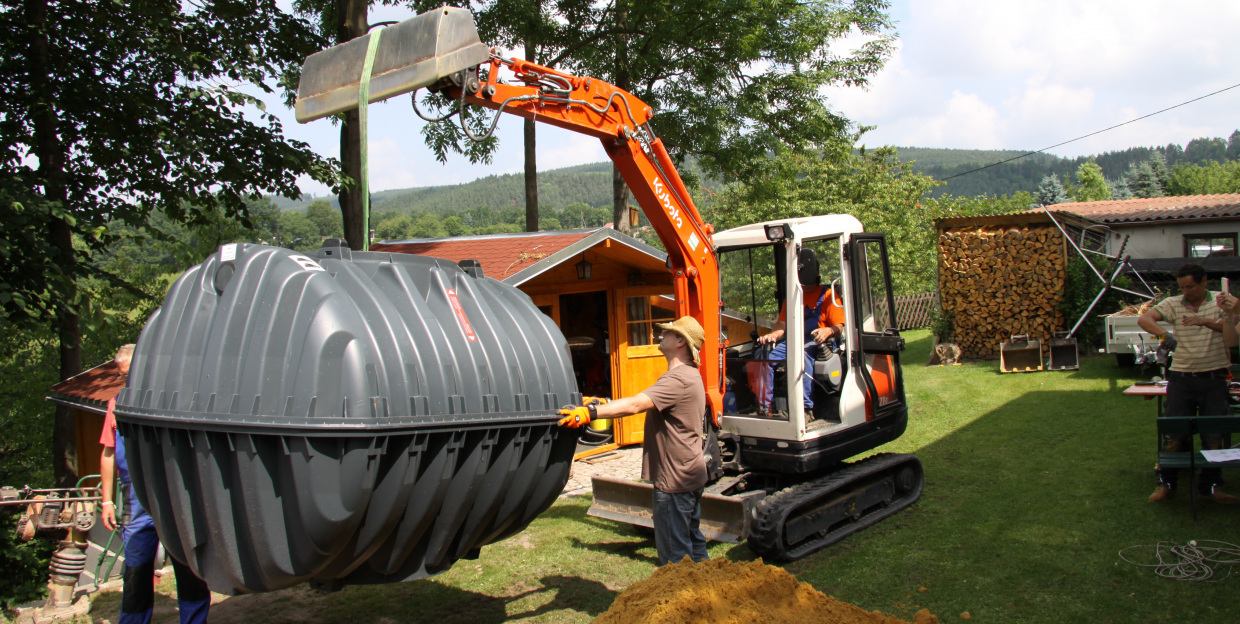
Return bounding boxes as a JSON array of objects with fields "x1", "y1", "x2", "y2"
[{"x1": 1, "y1": 485, "x2": 101, "y2": 622}]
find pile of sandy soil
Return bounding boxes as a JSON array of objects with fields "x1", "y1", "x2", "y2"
[{"x1": 593, "y1": 558, "x2": 938, "y2": 624}]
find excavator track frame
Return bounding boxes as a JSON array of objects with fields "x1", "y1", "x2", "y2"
[{"x1": 747, "y1": 453, "x2": 923, "y2": 561}]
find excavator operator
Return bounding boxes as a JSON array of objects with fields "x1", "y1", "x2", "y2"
[{"x1": 748, "y1": 248, "x2": 845, "y2": 417}]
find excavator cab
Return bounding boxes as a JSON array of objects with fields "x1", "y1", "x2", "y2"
[{"x1": 713, "y1": 216, "x2": 909, "y2": 471}]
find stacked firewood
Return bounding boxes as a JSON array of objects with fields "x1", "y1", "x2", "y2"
[{"x1": 938, "y1": 224, "x2": 1067, "y2": 358}]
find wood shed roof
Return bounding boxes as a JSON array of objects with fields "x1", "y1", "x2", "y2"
[{"x1": 371, "y1": 227, "x2": 666, "y2": 285}]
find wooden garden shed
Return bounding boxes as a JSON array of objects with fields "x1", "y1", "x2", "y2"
[{"x1": 46, "y1": 361, "x2": 127, "y2": 481}]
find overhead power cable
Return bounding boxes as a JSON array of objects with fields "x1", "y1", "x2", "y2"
[{"x1": 941, "y1": 81, "x2": 1240, "y2": 181}]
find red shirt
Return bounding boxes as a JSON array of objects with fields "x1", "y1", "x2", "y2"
[
  {"x1": 777, "y1": 285, "x2": 845, "y2": 328},
  {"x1": 100, "y1": 397, "x2": 117, "y2": 448}
]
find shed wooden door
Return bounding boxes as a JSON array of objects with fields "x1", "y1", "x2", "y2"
[{"x1": 611, "y1": 286, "x2": 676, "y2": 445}]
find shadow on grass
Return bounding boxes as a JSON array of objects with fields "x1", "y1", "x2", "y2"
[
  {"x1": 567, "y1": 536, "x2": 658, "y2": 565},
  {"x1": 792, "y1": 382, "x2": 1240, "y2": 624},
  {"x1": 195, "y1": 571, "x2": 615, "y2": 624}
]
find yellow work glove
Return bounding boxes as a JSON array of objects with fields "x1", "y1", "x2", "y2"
[
  {"x1": 558, "y1": 404, "x2": 597, "y2": 428},
  {"x1": 582, "y1": 396, "x2": 610, "y2": 407}
]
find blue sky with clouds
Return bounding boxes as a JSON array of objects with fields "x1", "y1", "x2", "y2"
[{"x1": 275, "y1": 1, "x2": 1240, "y2": 197}]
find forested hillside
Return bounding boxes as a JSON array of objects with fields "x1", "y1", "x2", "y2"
[
  {"x1": 905, "y1": 132, "x2": 1240, "y2": 197},
  {"x1": 282, "y1": 131, "x2": 1240, "y2": 214}
]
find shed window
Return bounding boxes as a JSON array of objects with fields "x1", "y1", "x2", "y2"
[
  {"x1": 626, "y1": 297, "x2": 675, "y2": 346},
  {"x1": 1185, "y1": 234, "x2": 1237, "y2": 258}
]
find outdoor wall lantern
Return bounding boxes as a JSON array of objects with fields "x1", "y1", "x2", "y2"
[{"x1": 575, "y1": 254, "x2": 593, "y2": 280}]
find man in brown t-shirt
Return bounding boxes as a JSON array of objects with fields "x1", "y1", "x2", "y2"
[{"x1": 559, "y1": 315, "x2": 709, "y2": 565}]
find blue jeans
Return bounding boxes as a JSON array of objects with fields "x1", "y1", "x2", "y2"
[
  {"x1": 652, "y1": 487, "x2": 708, "y2": 566},
  {"x1": 119, "y1": 484, "x2": 210, "y2": 624},
  {"x1": 750, "y1": 341, "x2": 819, "y2": 410}
]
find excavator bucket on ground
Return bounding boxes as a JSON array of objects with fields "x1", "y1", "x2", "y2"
[
  {"x1": 999, "y1": 334, "x2": 1043, "y2": 373},
  {"x1": 295, "y1": 6, "x2": 489, "y2": 122},
  {"x1": 1046, "y1": 331, "x2": 1080, "y2": 371}
]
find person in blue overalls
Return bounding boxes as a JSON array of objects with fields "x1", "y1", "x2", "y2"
[
  {"x1": 748, "y1": 248, "x2": 845, "y2": 417},
  {"x1": 99, "y1": 344, "x2": 210, "y2": 624}
]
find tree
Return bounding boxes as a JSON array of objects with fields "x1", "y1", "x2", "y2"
[
  {"x1": 1126, "y1": 161, "x2": 1164, "y2": 199},
  {"x1": 276, "y1": 211, "x2": 323, "y2": 251},
  {"x1": 410, "y1": 212, "x2": 447, "y2": 238},
  {"x1": 1228, "y1": 130, "x2": 1240, "y2": 162},
  {"x1": 1166, "y1": 161, "x2": 1240, "y2": 195},
  {"x1": 375, "y1": 213, "x2": 413, "y2": 240},
  {"x1": 306, "y1": 199, "x2": 344, "y2": 237},
  {"x1": 0, "y1": 0, "x2": 338, "y2": 485},
  {"x1": 573, "y1": 0, "x2": 896, "y2": 232},
  {"x1": 442, "y1": 215, "x2": 470, "y2": 237},
  {"x1": 1071, "y1": 161, "x2": 1112, "y2": 203},
  {"x1": 1034, "y1": 174, "x2": 1069, "y2": 206},
  {"x1": 1110, "y1": 176, "x2": 1133, "y2": 200}
]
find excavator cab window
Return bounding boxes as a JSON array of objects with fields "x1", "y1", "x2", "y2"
[
  {"x1": 718, "y1": 244, "x2": 779, "y2": 416},
  {"x1": 717, "y1": 237, "x2": 845, "y2": 420}
]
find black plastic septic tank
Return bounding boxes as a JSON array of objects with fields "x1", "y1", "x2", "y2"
[{"x1": 113, "y1": 241, "x2": 580, "y2": 594}]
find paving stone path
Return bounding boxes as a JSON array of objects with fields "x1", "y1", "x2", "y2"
[{"x1": 560, "y1": 446, "x2": 643, "y2": 497}]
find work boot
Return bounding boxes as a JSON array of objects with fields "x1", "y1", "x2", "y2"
[
  {"x1": 1148, "y1": 486, "x2": 1174, "y2": 502},
  {"x1": 1208, "y1": 489, "x2": 1239, "y2": 505}
]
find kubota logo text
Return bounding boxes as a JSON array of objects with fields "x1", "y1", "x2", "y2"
[{"x1": 651, "y1": 176, "x2": 682, "y2": 229}]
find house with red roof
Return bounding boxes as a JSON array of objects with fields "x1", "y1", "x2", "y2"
[{"x1": 1034, "y1": 193, "x2": 1240, "y2": 275}]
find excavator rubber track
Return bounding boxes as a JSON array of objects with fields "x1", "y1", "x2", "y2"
[{"x1": 747, "y1": 453, "x2": 923, "y2": 562}]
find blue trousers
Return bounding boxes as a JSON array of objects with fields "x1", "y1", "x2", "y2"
[
  {"x1": 754, "y1": 341, "x2": 819, "y2": 410},
  {"x1": 652, "y1": 487, "x2": 708, "y2": 566},
  {"x1": 119, "y1": 484, "x2": 210, "y2": 624}
]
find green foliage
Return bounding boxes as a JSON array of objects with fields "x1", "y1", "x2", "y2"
[
  {"x1": 1166, "y1": 160, "x2": 1240, "y2": 195},
  {"x1": 0, "y1": 0, "x2": 339, "y2": 325},
  {"x1": 1070, "y1": 160, "x2": 1113, "y2": 202},
  {"x1": 408, "y1": 0, "x2": 895, "y2": 215},
  {"x1": 1059, "y1": 257, "x2": 1134, "y2": 351},
  {"x1": 927, "y1": 304, "x2": 955, "y2": 343},
  {"x1": 1033, "y1": 174, "x2": 1069, "y2": 206},
  {"x1": 305, "y1": 200, "x2": 343, "y2": 238}
]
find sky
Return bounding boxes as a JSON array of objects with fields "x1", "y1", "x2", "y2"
[{"x1": 274, "y1": 1, "x2": 1240, "y2": 198}]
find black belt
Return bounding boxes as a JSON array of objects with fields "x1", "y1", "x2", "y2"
[{"x1": 1167, "y1": 368, "x2": 1230, "y2": 379}]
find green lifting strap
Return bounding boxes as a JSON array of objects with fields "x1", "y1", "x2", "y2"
[{"x1": 358, "y1": 28, "x2": 383, "y2": 251}]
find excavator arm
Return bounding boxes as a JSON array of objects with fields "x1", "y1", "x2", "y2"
[
  {"x1": 436, "y1": 57, "x2": 724, "y2": 420},
  {"x1": 294, "y1": 7, "x2": 724, "y2": 421}
]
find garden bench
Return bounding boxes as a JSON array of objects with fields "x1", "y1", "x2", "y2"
[{"x1": 1156, "y1": 415, "x2": 1240, "y2": 522}]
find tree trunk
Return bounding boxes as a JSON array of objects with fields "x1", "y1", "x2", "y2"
[
  {"x1": 610, "y1": 2, "x2": 631, "y2": 234},
  {"x1": 612, "y1": 168, "x2": 630, "y2": 234},
  {"x1": 337, "y1": 0, "x2": 368, "y2": 250},
  {"x1": 523, "y1": 36, "x2": 538, "y2": 232},
  {"x1": 29, "y1": 0, "x2": 80, "y2": 486}
]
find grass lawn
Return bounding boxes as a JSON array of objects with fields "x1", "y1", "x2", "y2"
[{"x1": 84, "y1": 330, "x2": 1240, "y2": 623}]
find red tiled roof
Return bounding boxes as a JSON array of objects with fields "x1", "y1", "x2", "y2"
[
  {"x1": 1032, "y1": 194, "x2": 1240, "y2": 224},
  {"x1": 372, "y1": 230, "x2": 594, "y2": 278},
  {"x1": 48, "y1": 361, "x2": 126, "y2": 405}
]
